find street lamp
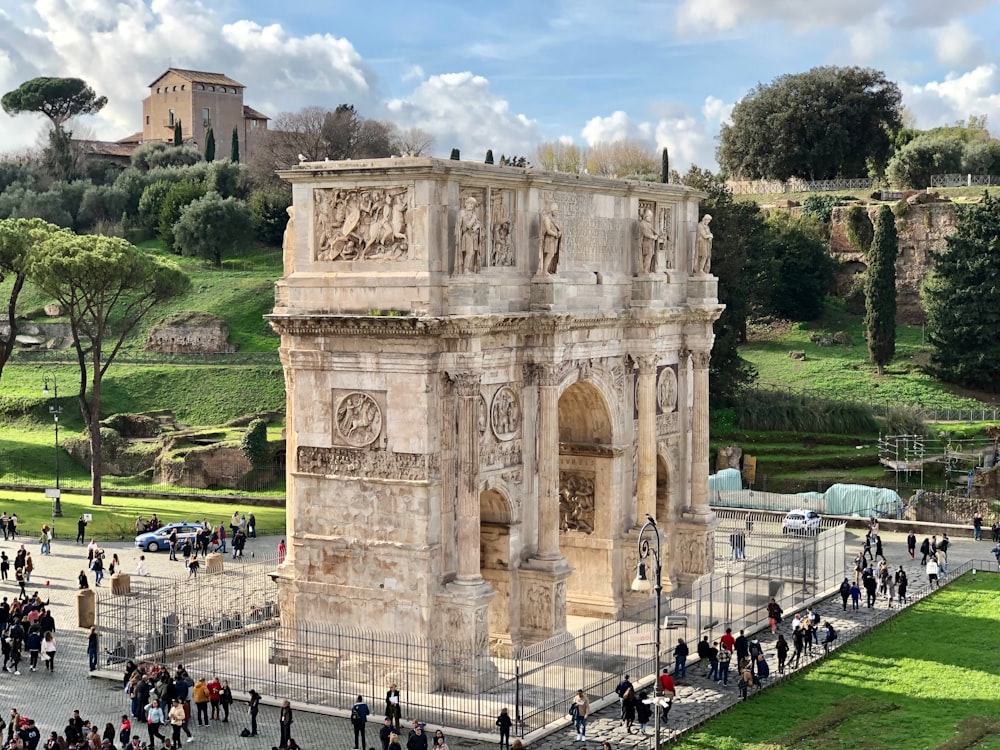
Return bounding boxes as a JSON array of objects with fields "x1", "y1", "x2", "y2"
[
  {"x1": 42, "y1": 373, "x2": 64, "y2": 517},
  {"x1": 632, "y1": 513, "x2": 663, "y2": 750}
]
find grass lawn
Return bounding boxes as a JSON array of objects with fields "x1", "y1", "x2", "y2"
[
  {"x1": 673, "y1": 572, "x2": 1000, "y2": 750},
  {"x1": 0, "y1": 489, "x2": 286, "y2": 542}
]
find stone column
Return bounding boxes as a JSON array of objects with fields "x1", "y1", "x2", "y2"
[
  {"x1": 636, "y1": 355, "x2": 658, "y2": 523},
  {"x1": 690, "y1": 350, "x2": 711, "y2": 513},
  {"x1": 453, "y1": 371, "x2": 484, "y2": 583},
  {"x1": 536, "y1": 364, "x2": 562, "y2": 561}
]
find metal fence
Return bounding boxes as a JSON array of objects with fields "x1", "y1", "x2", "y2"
[
  {"x1": 725, "y1": 177, "x2": 875, "y2": 196},
  {"x1": 930, "y1": 174, "x2": 1000, "y2": 188},
  {"x1": 96, "y1": 525, "x2": 845, "y2": 736}
]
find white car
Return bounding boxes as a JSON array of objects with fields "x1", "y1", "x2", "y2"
[{"x1": 781, "y1": 509, "x2": 822, "y2": 535}]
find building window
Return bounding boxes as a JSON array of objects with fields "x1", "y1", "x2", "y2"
[
  {"x1": 196, "y1": 84, "x2": 204, "y2": 91},
  {"x1": 202, "y1": 108, "x2": 211, "y2": 128},
  {"x1": 168, "y1": 109, "x2": 175, "y2": 126},
  {"x1": 145, "y1": 115, "x2": 150, "y2": 125},
  {"x1": 181, "y1": 85, "x2": 186, "y2": 91},
  {"x1": 156, "y1": 87, "x2": 161, "y2": 93},
  {"x1": 172, "y1": 85, "x2": 177, "y2": 92},
  {"x1": 220, "y1": 87, "x2": 227, "y2": 93},
  {"x1": 209, "y1": 85, "x2": 215, "y2": 91},
  {"x1": 251, "y1": 119, "x2": 258, "y2": 128}
]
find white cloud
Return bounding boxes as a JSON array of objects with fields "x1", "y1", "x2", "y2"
[
  {"x1": 0, "y1": 0, "x2": 377, "y2": 150},
  {"x1": 580, "y1": 101, "x2": 726, "y2": 171},
  {"x1": 676, "y1": 0, "x2": 872, "y2": 33},
  {"x1": 903, "y1": 65, "x2": 1000, "y2": 129},
  {"x1": 401, "y1": 64, "x2": 425, "y2": 83},
  {"x1": 932, "y1": 21, "x2": 987, "y2": 69},
  {"x1": 386, "y1": 72, "x2": 538, "y2": 159}
]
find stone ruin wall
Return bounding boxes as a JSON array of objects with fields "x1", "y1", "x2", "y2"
[{"x1": 829, "y1": 201, "x2": 958, "y2": 324}]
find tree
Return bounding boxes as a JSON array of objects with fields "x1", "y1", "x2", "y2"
[
  {"x1": 157, "y1": 180, "x2": 206, "y2": 252},
  {"x1": 760, "y1": 212, "x2": 835, "y2": 321},
  {"x1": 26, "y1": 233, "x2": 190, "y2": 504},
  {"x1": 923, "y1": 193, "x2": 1000, "y2": 391},
  {"x1": 535, "y1": 140, "x2": 584, "y2": 173},
  {"x1": 718, "y1": 66, "x2": 903, "y2": 180},
  {"x1": 173, "y1": 192, "x2": 252, "y2": 267},
  {"x1": 231, "y1": 127, "x2": 240, "y2": 163},
  {"x1": 678, "y1": 167, "x2": 766, "y2": 403},
  {"x1": 204, "y1": 127, "x2": 215, "y2": 162},
  {"x1": 173, "y1": 121, "x2": 182, "y2": 147},
  {"x1": 886, "y1": 135, "x2": 964, "y2": 189},
  {"x1": 393, "y1": 127, "x2": 434, "y2": 156},
  {"x1": 865, "y1": 205, "x2": 898, "y2": 376},
  {"x1": 248, "y1": 187, "x2": 292, "y2": 246},
  {"x1": 0, "y1": 218, "x2": 64, "y2": 383},
  {"x1": 585, "y1": 140, "x2": 658, "y2": 178},
  {"x1": 1, "y1": 77, "x2": 107, "y2": 130}
]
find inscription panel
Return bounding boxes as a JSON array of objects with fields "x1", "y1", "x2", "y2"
[{"x1": 551, "y1": 190, "x2": 627, "y2": 270}]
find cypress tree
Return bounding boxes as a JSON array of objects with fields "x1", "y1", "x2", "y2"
[
  {"x1": 173, "y1": 121, "x2": 182, "y2": 146},
  {"x1": 925, "y1": 193, "x2": 1000, "y2": 390},
  {"x1": 485, "y1": 149, "x2": 494, "y2": 164},
  {"x1": 204, "y1": 127, "x2": 215, "y2": 162},
  {"x1": 230, "y1": 127, "x2": 240, "y2": 163},
  {"x1": 450, "y1": 148, "x2": 460, "y2": 160},
  {"x1": 865, "y1": 205, "x2": 897, "y2": 376},
  {"x1": 661, "y1": 147, "x2": 669, "y2": 183}
]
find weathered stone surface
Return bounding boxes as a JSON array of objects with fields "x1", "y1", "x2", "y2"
[
  {"x1": 144, "y1": 311, "x2": 235, "y2": 354},
  {"x1": 155, "y1": 443, "x2": 258, "y2": 489}
]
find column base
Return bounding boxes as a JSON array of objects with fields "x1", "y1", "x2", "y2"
[
  {"x1": 673, "y1": 513, "x2": 718, "y2": 586},
  {"x1": 518, "y1": 558, "x2": 573, "y2": 645},
  {"x1": 433, "y1": 583, "x2": 498, "y2": 692}
]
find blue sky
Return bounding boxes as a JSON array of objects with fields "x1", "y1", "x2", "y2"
[{"x1": 1, "y1": 0, "x2": 1000, "y2": 169}]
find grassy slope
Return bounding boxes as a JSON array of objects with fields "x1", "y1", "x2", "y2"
[
  {"x1": 741, "y1": 303, "x2": 994, "y2": 411},
  {"x1": 674, "y1": 573, "x2": 1000, "y2": 750}
]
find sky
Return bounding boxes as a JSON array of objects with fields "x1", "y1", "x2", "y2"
[{"x1": 1, "y1": 0, "x2": 1000, "y2": 171}]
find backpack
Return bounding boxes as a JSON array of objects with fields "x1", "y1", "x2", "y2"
[
  {"x1": 351, "y1": 707, "x2": 360, "y2": 722},
  {"x1": 828, "y1": 627, "x2": 837, "y2": 641}
]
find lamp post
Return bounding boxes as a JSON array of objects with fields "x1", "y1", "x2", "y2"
[
  {"x1": 632, "y1": 513, "x2": 663, "y2": 750},
  {"x1": 42, "y1": 373, "x2": 64, "y2": 517}
]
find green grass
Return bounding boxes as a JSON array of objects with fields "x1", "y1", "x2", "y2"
[
  {"x1": 0, "y1": 489, "x2": 286, "y2": 541},
  {"x1": 673, "y1": 573, "x2": 1000, "y2": 750},
  {"x1": 742, "y1": 303, "x2": 995, "y2": 411}
]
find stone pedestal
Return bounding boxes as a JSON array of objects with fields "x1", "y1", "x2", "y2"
[
  {"x1": 687, "y1": 274, "x2": 718, "y2": 301},
  {"x1": 77, "y1": 588, "x2": 96, "y2": 628},
  {"x1": 434, "y1": 582, "x2": 498, "y2": 691},
  {"x1": 110, "y1": 572, "x2": 131, "y2": 595},
  {"x1": 447, "y1": 276, "x2": 490, "y2": 314},
  {"x1": 205, "y1": 553, "x2": 224, "y2": 575},
  {"x1": 630, "y1": 275, "x2": 665, "y2": 308},
  {"x1": 517, "y1": 561, "x2": 573, "y2": 646},
  {"x1": 530, "y1": 276, "x2": 567, "y2": 311},
  {"x1": 664, "y1": 270, "x2": 687, "y2": 307},
  {"x1": 673, "y1": 511, "x2": 718, "y2": 589}
]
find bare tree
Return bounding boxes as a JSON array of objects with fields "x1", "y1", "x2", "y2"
[
  {"x1": 585, "y1": 139, "x2": 659, "y2": 178},
  {"x1": 394, "y1": 127, "x2": 435, "y2": 156},
  {"x1": 535, "y1": 140, "x2": 584, "y2": 173}
]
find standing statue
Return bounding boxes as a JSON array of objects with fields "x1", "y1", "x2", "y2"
[
  {"x1": 282, "y1": 206, "x2": 295, "y2": 271},
  {"x1": 539, "y1": 203, "x2": 562, "y2": 275},
  {"x1": 637, "y1": 208, "x2": 662, "y2": 274},
  {"x1": 694, "y1": 214, "x2": 713, "y2": 276},
  {"x1": 455, "y1": 196, "x2": 483, "y2": 274}
]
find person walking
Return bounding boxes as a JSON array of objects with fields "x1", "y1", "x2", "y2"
[
  {"x1": 208, "y1": 676, "x2": 222, "y2": 721},
  {"x1": 907, "y1": 531, "x2": 916, "y2": 559},
  {"x1": 42, "y1": 631, "x2": 55, "y2": 671},
  {"x1": 822, "y1": 622, "x2": 837, "y2": 653},
  {"x1": 635, "y1": 691, "x2": 652, "y2": 736},
  {"x1": 766, "y1": 597, "x2": 783, "y2": 634},
  {"x1": 672, "y1": 638, "x2": 688, "y2": 678},
  {"x1": 614, "y1": 674, "x2": 633, "y2": 722},
  {"x1": 926, "y1": 556, "x2": 940, "y2": 588},
  {"x1": 775, "y1": 634, "x2": 789, "y2": 674},
  {"x1": 247, "y1": 689, "x2": 261, "y2": 737},
  {"x1": 92, "y1": 553, "x2": 104, "y2": 587},
  {"x1": 278, "y1": 539, "x2": 287, "y2": 565},
  {"x1": 657, "y1": 669, "x2": 676, "y2": 724},
  {"x1": 25, "y1": 628, "x2": 40, "y2": 672},
  {"x1": 76, "y1": 515, "x2": 87, "y2": 544},
  {"x1": 187, "y1": 555, "x2": 200, "y2": 580},
  {"x1": 144, "y1": 699, "x2": 166, "y2": 748},
  {"x1": 351, "y1": 695, "x2": 370, "y2": 750},
  {"x1": 896, "y1": 566, "x2": 908, "y2": 604},
  {"x1": 717, "y1": 644, "x2": 732, "y2": 686},
  {"x1": 496, "y1": 708, "x2": 513, "y2": 750},
  {"x1": 168, "y1": 698, "x2": 194, "y2": 745},
  {"x1": 790, "y1": 627, "x2": 804, "y2": 669},
  {"x1": 621, "y1": 685, "x2": 637, "y2": 734},
  {"x1": 973, "y1": 511, "x2": 983, "y2": 541},
  {"x1": 39, "y1": 525, "x2": 51, "y2": 555},
  {"x1": 839, "y1": 578, "x2": 851, "y2": 610},
  {"x1": 87, "y1": 626, "x2": 98, "y2": 671},
  {"x1": 279, "y1": 699, "x2": 294, "y2": 748},
  {"x1": 919, "y1": 537, "x2": 931, "y2": 565},
  {"x1": 570, "y1": 689, "x2": 589, "y2": 742}
]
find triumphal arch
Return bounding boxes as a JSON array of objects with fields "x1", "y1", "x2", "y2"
[{"x1": 269, "y1": 157, "x2": 722, "y2": 658}]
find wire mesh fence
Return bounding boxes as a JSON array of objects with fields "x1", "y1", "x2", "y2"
[{"x1": 96, "y1": 526, "x2": 846, "y2": 736}]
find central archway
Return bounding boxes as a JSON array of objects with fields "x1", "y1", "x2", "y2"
[
  {"x1": 557, "y1": 379, "x2": 622, "y2": 617},
  {"x1": 480, "y1": 488, "x2": 515, "y2": 655}
]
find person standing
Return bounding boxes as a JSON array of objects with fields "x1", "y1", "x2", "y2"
[
  {"x1": 790, "y1": 627, "x2": 804, "y2": 669},
  {"x1": 707, "y1": 641, "x2": 720, "y2": 682},
  {"x1": 896, "y1": 566, "x2": 908, "y2": 604},
  {"x1": 775, "y1": 635, "x2": 789, "y2": 674},
  {"x1": 657, "y1": 669, "x2": 675, "y2": 724},
  {"x1": 717, "y1": 644, "x2": 732, "y2": 686},
  {"x1": 0, "y1": 552, "x2": 8, "y2": 581},
  {"x1": 193, "y1": 678, "x2": 210, "y2": 726},
  {"x1": 76, "y1": 516, "x2": 88, "y2": 545},
  {"x1": 87, "y1": 626, "x2": 98, "y2": 671},
  {"x1": 208, "y1": 676, "x2": 222, "y2": 721},
  {"x1": 406, "y1": 723, "x2": 428, "y2": 750},
  {"x1": 766, "y1": 598, "x2": 783, "y2": 634},
  {"x1": 570, "y1": 689, "x2": 589, "y2": 742},
  {"x1": 385, "y1": 683, "x2": 401, "y2": 734},
  {"x1": 278, "y1": 539, "x2": 287, "y2": 565},
  {"x1": 496, "y1": 708, "x2": 513, "y2": 749},
  {"x1": 247, "y1": 689, "x2": 261, "y2": 737},
  {"x1": 907, "y1": 531, "x2": 917, "y2": 559},
  {"x1": 42, "y1": 631, "x2": 55, "y2": 671},
  {"x1": 217, "y1": 524, "x2": 227, "y2": 554},
  {"x1": 248, "y1": 513, "x2": 257, "y2": 539},
  {"x1": 39, "y1": 525, "x2": 51, "y2": 555},
  {"x1": 352, "y1": 695, "x2": 370, "y2": 750},
  {"x1": 279, "y1": 699, "x2": 293, "y2": 748},
  {"x1": 926, "y1": 556, "x2": 940, "y2": 588},
  {"x1": 614, "y1": 674, "x2": 632, "y2": 722},
  {"x1": 672, "y1": 638, "x2": 688, "y2": 678},
  {"x1": 973, "y1": 511, "x2": 983, "y2": 541},
  {"x1": 220, "y1": 680, "x2": 233, "y2": 722},
  {"x1": 919, "y1": 537, "x2": 931, "y2": 565},
  {"x1": 839, "y1": 578, "x2": 851, "y2": 610},
  {"x1": 734, "y1": 630, "x2": 749, "y2": 665},
  {"x1": 938, "y1": 534, "x2": 950, "y2": 575}
]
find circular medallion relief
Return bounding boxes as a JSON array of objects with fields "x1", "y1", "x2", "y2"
[
  {"x1": 335, "y1": 392, "x2": 382, "y2": 447},
  {"x1": 490, "y1": 385, "x2": 521, "y2": 441},
  {"x1": 657, "y1": 367, "x2": 678, "y2": 412}
]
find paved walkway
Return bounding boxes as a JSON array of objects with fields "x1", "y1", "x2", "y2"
[{"x1": 0, "y1": 524, "x2": 989, "y2": 749}]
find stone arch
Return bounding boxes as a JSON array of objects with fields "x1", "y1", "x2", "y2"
[
  {"x1": 480, "y1": 486, "x2": 517, "y2": 655},
  {"x1": 557, "y1": 379, "x2": 624, "y2": 616}
]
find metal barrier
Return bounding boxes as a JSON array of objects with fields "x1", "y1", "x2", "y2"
[{"x1": 96, "y1": 526, "x2": 846, "y2": 736}]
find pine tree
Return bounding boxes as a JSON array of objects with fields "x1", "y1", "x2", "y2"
[
  {"x1": 865, "y1": 205, "x2": 897, "y2": 376},
  {"x1": 924, "y1": 193, "x2": 1000, "y2": 391},
  {"x1": 173, "y1": 121, "x2": 182, "y2": 146},
  {"x1": 204, "y1": 127, "x2": 215, "y2": 162},
  {"x1": 230, "y1": 127, "x2": 240, "y2": 163}
]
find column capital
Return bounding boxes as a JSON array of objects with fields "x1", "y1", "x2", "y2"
[
  {"x1": 633, "y1": 354, "x2": 658, "y2": 375},
  {"x1": 449, "y1": 371, "x2": 482, "y2": 397},
  {"x1": 691, "y1": 350, "x2": 710, "y2": 370},
  {"x1": 535, "y1": 363, "x2": 565, "y2": 387}
]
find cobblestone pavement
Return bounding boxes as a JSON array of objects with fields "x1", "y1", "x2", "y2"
[{"x1": 0, "y1": 524, "x2": 988, "y2": 749}]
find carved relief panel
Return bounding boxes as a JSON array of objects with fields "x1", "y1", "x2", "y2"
[
  {"x1": 490, "y1": 189, "x2": 515, "y2": 267},
  {"x1": 330, "y1": 389, "x2": 386, "y2": 448},
  {"x1": 314, "y1": 187, "x2": 410, "y2": 261},
  {"x1": 559, "y1": 470, "x2": 596, "y2": 534},
  {"x1": 657, "y1": 365, "x2": 678, "y2": 413},
  {"x1": 658, "y1": 205, "x2": 674, "y2": 269},
  {"x1": 455, "y1": 188, "x2": 486, "y2": 274},
  {"x1": 490, "y1": 385, "x2": 521, "y2": 441}
]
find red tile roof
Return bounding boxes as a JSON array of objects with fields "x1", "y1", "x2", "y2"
[{"x1": 149, "y1": 68, "x2": 245, "y2": 88}]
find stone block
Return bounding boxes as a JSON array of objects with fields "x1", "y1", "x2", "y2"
[
  {"x1": 110, "y1": 572, "x2": 131, "y2": 595},
  {"x1": 687, "y1": 275, "x2": 718, "y2": 301},
  {"x1": 630, "y1": 276, "x2": 665, "y2": 308},
  {"x1": 205, "y1": 553, "x2": 224, "y2": 575},
  {"x1": 77, "y1": 588, "x2": 96, "y2": 629},
  {"x1": 529, "y1": 277, "x2": 567, "y2": 311},
  {"x1": 446, "y1": 276, "x2": 490, "y2": 314}
]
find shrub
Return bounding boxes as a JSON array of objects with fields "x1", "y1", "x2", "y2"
[
  {"x1": 801, "y1": 194, "x2": 840, "y2": 224},
  {"x1": 248, "y1": 187, "x2": 291, "y2": 246},
  {"x1": 173, "y1": 191, "x2": 252, "y2": 266},
  {"x1": 844, "y1": 206, "x2": 874, "y2": 252},
  {"x1": 883, "y1": 407, "x2": 927, "y2": 436},
  {"x1": 736, "y1": 390, "x2": 877, "y2": 433},
  {"x1": 77, "y1": 185, "x2": 129, "y2": 231},
  {"x1": 131, "y1": 142, "x2": 201, "y2": 170},
  {"x1": 240, "y1": 418, "x2": 269, "y2": 467},
  {"x1": 157, "y1": 179, "x2": 207, "y2": 252},
  {"x1": 887, "y1": 135, "x2": 963, "y2": 189}
]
